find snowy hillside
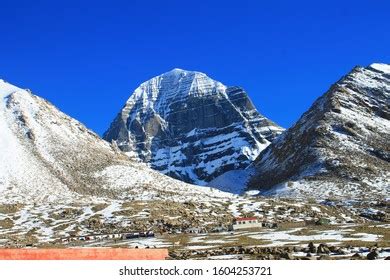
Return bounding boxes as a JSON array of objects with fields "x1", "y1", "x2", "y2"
[
  {"x1": 243, "y1": 63, "x2": 390, "y2": 200},
  {"x1": 0, "y1": 79, "x2": 235, "y2": 204},
  {"x1": 104, "y1": 69, "x2": 283, "y2": 185}
]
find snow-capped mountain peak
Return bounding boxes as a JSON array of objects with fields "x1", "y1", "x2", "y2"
[
  {"x1": 0, "y1": 79, "x2": 25, "y2": 98},
  {"x1": 0, "y1": 79, "x2": 235, "y2": 204},
  {"x1": 104, "y1": 69, "x2": 284, "y2": 185},
  {"x1": 130, "y1": 68, "x2": 226, "y2": 101},
  {"x1": 369, "y1": 63, "x2": 390, "y2": 74},
  {"x1": 244, "y1": 63, "x2": 390, "y2": 200}
]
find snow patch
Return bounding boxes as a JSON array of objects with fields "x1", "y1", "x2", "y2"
[{"x1": 370, "y1": 63, "x2": 390, "y2": 74}]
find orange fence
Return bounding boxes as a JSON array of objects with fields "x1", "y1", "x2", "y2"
[{"x1": 0, "y1": 248, "x2": 169, "y2": 260}]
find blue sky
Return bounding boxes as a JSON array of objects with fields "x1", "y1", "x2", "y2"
[{"x1": 1, "y1": 0, "x2": 389, "y2": 134}]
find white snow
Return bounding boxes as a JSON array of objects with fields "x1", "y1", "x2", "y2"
[
  {"x1": 208, "y1": 168, "x2": 254, "y2": 194},
  {"x1": 126, "y1": 68, "x2": 227, "y2": 118},
  {"x1": 0, "y1": 79, "x2": 23, "y2": 98},
  {"x1": 370, "y1": 63, "x2": 390, "y2": 74},
  {"x1": 0, "y1": 80, "x2": 78, "y2": 203},
  {"x1": 349, "y1": 233, "x2": 380, "y2": 242},
  {"x1": 311, "y1": 206, "x2": 321, "y2": 212},
  {"x1": 0, "y1": 79, "x2": 239, "y2": 205},
  {"x1": 105, "y1": 68, "x2": 284, "y2": 187},
  {"x1": 243, "y1": 228, "x2": 382, "y2": 245},
  {"x1": 242, "y1": 63, "x2": 390, "y2": 201}
]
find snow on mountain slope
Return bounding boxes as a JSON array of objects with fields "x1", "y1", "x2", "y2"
[
  {"x1": 244, "y1": 63, "x2": 390, "y2": 201},
  {"x1": 0, "y1": 80, "x2": 76, "y2": 202},
  {"x1": 207, "y1": 168, "x2": 255, "y2": 194},
  {"x1": 103, "y1": 69, "x2": 283, "y2": 185},
  {"x1": 0, "y1": 79, "x2": 235, "y2": 204}
]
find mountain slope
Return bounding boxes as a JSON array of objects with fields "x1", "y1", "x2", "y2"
[
  {"x1": 103, "y1": 69, "x2": 283, "y2": 185},
  {"x1": 245, "y1": 63, "x2": 390, "y2": 200},
  {"x1": 0, "y1": 79, "x2": 233, "y2": 204}
]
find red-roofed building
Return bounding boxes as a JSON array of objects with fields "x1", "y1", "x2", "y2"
[{"x1": 233, "y1": 217, "x2": 262, "y2": 230}]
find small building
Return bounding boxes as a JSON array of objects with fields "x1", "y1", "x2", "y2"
[{"x1": 232, "y1": 217, "x2": 262, "y2": 230}]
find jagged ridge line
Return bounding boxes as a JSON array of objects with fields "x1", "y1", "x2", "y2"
[
  {"x1": 129, "y1": 95, "x2": 257, "y2": 117},
  {"x1": 120, "y1": 122, "x2": 277, "y2": 147}
]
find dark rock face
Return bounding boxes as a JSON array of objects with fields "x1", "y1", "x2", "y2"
[
  {"x1": 104, "y1": 69, "x2": 283, "y2": 185},
  {"x1": 247, "y1": 63, "x2": 390, "y2": 200},
  {"x1": 169, "y1": 243, "x2": 388, "y2": 260},
  {"x1": 367, "y1": 250, "x2": 379, "y2": 260}
]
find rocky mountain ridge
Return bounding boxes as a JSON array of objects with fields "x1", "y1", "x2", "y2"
[
  {"x1": 0, "y1": 79, "x2": 233, "y2": 204},
  {"x1": 103, "y1": 69, "x2": 283, "y2": 185},
  {"x1": 211, "y1": 63, "x2": 389, "y2": 201}
]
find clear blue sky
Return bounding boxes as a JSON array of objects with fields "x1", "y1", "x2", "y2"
[{"x1": 1, "y1": 0, "x2": 389, "y2": 134}]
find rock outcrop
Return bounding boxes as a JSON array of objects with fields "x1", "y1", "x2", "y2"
[
  {"x1": 246, "y1": 63, "x2": 390, "y2": 200},
  {"x1": 103, "y1": 69, "x2": 283, "y2": 184},
  {"x1": 0, "y1": 79, "x2": 233, "y2": 204}
]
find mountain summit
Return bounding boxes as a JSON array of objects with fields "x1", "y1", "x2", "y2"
[
  {"x1": 0, "y1": 79, "x2": 232, "y2": 204},
  {"x1": 243, "y1": 63, "x2": 389, "y2": 200},
  {"x1": 103, "y1": 69, "x2": 284, "y2": 184}
]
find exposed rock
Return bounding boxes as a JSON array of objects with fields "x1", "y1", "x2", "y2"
[
  {"x1": 351, "y1": 253, "x2": 362, "y2": 259},
  {"x1": 103, "y1": 69, "x2": 283, "y2": 185},
  {"x1": 280, "y1": 252, "x2": 295, "y2": 260},
  {"x1": 308, "y1": 242, "x2": 317, "y2": 254},
  {"x1": 317, "y1": 244, "x2": 331, "y2": 254},
  {"x1": 246, "y1": 63, "x2": 390, "y2": 201},
  {"x1": 170, "y1": 245, "x2": 390, "y2": 260},
  {"x1": 317, "y1": 255, "x2": 332, "y2": 260},
  {"x1": 0, "y1": 79, "x2": 235, "y2": 204},
  {"x1": 367, "y1": 250, "x2": 379, "y2": 260},
  {"x1": 316, "y1": 218, "x2": 331, "y2": 225},
  {"x1": 0, "y1": 218, "x2": 14, "y2": 229}
]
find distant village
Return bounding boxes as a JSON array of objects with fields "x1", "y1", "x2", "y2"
[
  {"x1": 60, "y1": 217, "x2": 277, "y2": 244},
  {"x1": 61, "y1": 231, "x2": 155, "y2": 243}
]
